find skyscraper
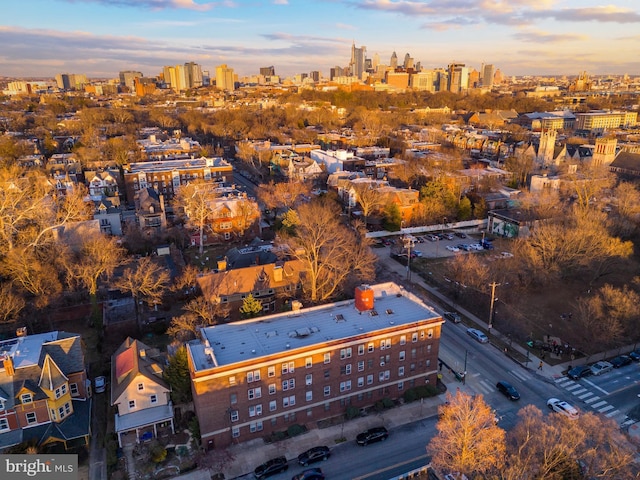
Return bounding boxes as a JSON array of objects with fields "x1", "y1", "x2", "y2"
[
  {"x1": 482, "y1": 64, "x2": 495, "y2": 88},
  {"x1": 350, "y1": 42, "x2": 366, "y2": 80},
  {"x1": 390, "y1": 51, "x2": 398, "y2": 69},
  {"x1": 215, "y1": 64, "x2": 236, "y2": 91},
  {"x1": 119, "y1": 71, "x2": 143, "y2": 91},
  {"x1": 447, "y1": 63, "x2": 469, "y2": 93},
  {"x1": 184, "y1": 62, "x2": 203, "y2": 89},
  {"x1": 260, "y1": 66, "x2": 275, "y2": 76}
]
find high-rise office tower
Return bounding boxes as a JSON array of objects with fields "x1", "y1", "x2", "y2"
[
  {"x1": 55, "y1": 73, "x2": 86, "y2": 90},
  {"x1": 390, "y1": 51, "x2": 398, "y2": 69},
  {"x1": 260, "y1": 66, "x2": 275, "y2": 76},
  {"x1": 403, "y1": 53, "x2": 413, "y2": 69},
  {"x1": 350, "y1": 42, "x2": 366, "y2": 80},
  {"x1": 447, "y1": 63, "x2": 469, "y2": 93},
  {"x1": 119, "y1": 71, "x2": 143, "y2": 91},
  {"x1": 184, "y1": 62, "x2": 203, "y2": 89},
  {"x1": 215, "y1": 64, "x2": 236, "y2": 91},
  {"x1": 482, "y1": 64, "x2": 495, "y2": 88},
  {"x1": 372, "y1": 53, "x2": 380, "y2": 70},
  {"x1": 310, "y1": 71, "x2": 320, "y2": 82}
]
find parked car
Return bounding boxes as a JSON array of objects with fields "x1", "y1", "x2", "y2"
[
  {"x1": 356, "y1": 426, "x2": 388, "y2": 446},
  {"x1": 455, "y1": 232, "x2": 467, "y2": 238},
  {"x1": 496, "y1": 381, "x2": 520, "y2": 400},
  {"x1": 443, "y1": 232, "x2": 455, "y2": 240},
  {"x1": 457, "y1": 244, "x2": 471, "y2": 251},
  {"x1": 469, "y1": 243, "x2": 484, "y2": 251},
  {"x1": 567, "y1": 364, "x2": 592, "y2": 380},
  {"x1": 426, "y1": 234, "x2": 438, "y2": 242},
  {"x1": 291, "y1": 468, "x2": 325, "y2": 480},
  {"x1": 94, "y1": 376, "x2": 106, "y2": 393},
  {"x1": 254, "y1": 457, "x2": 288, "y2": 479},
  {"x1": 481, "y1": 240, "x2": 494, "y2": 250},
  {"x1": 297, "y1": 446, "x2": 330, "y2": 466},
  {"x1": 547, "y1": 398, "x2": 579, "y2": 419},
  {"x1": 590, "y1": 361, "x2": 613, "y2": 376},
  {"x1": 467, "y1": 328, "x2": 489, "y2": 344},
  {"x1": 444, "y1": 311, "x2": 462, "y2": 323},
  {"x1": 629, "y1": 349, "x2": 640, "y2": 361},
  {"x1": 446, "y1": 245, "x2": 460, "y2": 252},
  {"x1": 611, "y1": 355, "x2": 632, "y2": 368}
]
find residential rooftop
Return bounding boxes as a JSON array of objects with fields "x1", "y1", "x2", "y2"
[{"x1": 188, "y1": 282, "x2": 441, "y2": 372}]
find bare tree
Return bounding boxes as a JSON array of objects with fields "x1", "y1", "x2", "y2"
[
  {"x1": 427, "y1": 390, "x2": 506, "y2": 478},
  {"x1": 114, "y1": 257, "x2": 170, "y2": 325},
  {"x1": 0, "y1": 282, "x2": 26, "y2": 325},
  {"x1": 351, "y1": 182, "x2": 385, "y2": 226},
  {"x1": 278, "y1": 200, "x2": 376, "y2": 303},
  {"x1": 562, "y1": 163, "x2": 615, "y2": 212},
  {"x1": 444, "y1": 253, "x2": 490, "y2": 298},
  {"x1": 257, "y1": 180, "x2": 311, "y2": 219},
  {"x1": 172, "y1": 180, "x2": 218, "y2": 255}
]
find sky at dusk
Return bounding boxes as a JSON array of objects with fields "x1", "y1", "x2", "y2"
[{"x1": 2, "y1": 0, "x2": 640, "y2": 80}]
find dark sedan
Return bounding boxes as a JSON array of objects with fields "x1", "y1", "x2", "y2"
[
  {"x1": 611, "y1": 355, "x2": 632, "y2": 368},
  {"x1": 496, "y1": 381, "x2": 520, "y2": 400},
  {"x1": 297, "y1": 446, "x2": 330, "y2": 466},
  {"x1": 356, "y1": 426, "x2": 388, "y2": 446},
  {"x1": 567, "y1": 364, "x2": 592, "y2": 380},
  {"x1": 254, "y1": 457, "x2": 288, "y2": 479},
  {"x1": 629, "y1": 350, "x2": 640, "y2": 362},
  {"x1": 292, "y1": 468, "x2": 324, "y2": 480}
]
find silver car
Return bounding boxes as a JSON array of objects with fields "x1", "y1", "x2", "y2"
[
  {"x1": 467, "y1": 328, "x2": 489, "y2": 343},
  {"x1": 590, "y1": 361, "x2": 613, "y2": 376}
]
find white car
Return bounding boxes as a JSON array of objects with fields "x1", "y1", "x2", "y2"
[
  {"x1": 590, "y1": 361, "x2": 613, "y2": 376},
  {"x1": 467, "y1": 328, "x2": 489, "y2": 343},
  {"x1": 446, "y1": 245, "x2": 460, "y2": 252},
  {"x1": 547, "y1": 398, "x2": 579, "y2": 419},
  {"x1": 469, "y1": 243, "x2": 483, "y2": 251}
]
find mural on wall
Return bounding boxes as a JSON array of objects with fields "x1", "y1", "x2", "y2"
[{"x1": 491, "y1": 218, "x2": 519, "y2": 238}]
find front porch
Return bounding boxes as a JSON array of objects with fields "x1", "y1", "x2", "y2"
[{"x1": 115, "y1": 403, "x2": 175, "y2": 448}]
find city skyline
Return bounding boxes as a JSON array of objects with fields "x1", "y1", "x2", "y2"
[{"x1": 2, "y1": 0, "x2": 640, "y2": 79}]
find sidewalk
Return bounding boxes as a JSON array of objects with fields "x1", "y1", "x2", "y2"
[
  {"x1": 220, "y1": 370, "x2": 465, "y2": 479},
  {"x1": 374, "y1": 248, "x2": 570, "y2": 382}
]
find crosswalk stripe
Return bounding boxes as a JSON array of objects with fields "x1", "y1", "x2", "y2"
[
  {"x1": 591, "y1": 400, "x2": 607, "y2": 408},
  {"x1": 584, "y1": 396, "x2": 600, "y2": 404},
  {"x1": 598, "y1": 405, "x2": 614, "y2": 413},
  {"x1": 578, "y1": 392, "x2": 593, "y2": 399},
  {"x1": 571, "y1": 388, "x2": 587, "y2": 395},
  {"x1": 509, "y1": 370, "x2": 530, "y2": 382},
  {"x1": 605, "y1": 410, "x2": 620, "y2": 418},
  {"x1": 621, "y1": 418, "x2": 636, "y2": 427},
  {"x1": 556, "y1": 379, "x2": 574, "y2": 387}
]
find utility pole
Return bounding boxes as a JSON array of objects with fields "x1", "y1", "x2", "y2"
[
  {"x1": 488, "y1": 281, "x2": 500, "y2": 332},
  {"x1": 403, "y1": 235, "x2": 415, "y2": 282}
]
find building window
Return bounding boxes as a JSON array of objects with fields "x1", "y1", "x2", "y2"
[
  {"x1": 399, "y1": 350, "x2": 405, "y2": 361},
  {"x1": 282, "y1": 379, "x2": 295, "y2": 391},
  {"x1": 428, "y1": 329, "x2": 434, "y2": 339},
  {"x1": 150, "y1": 394, "x2": 158, "y2": 404},
  {"x1": 229, "y1": 376, "x2": 236, "y2": 386},
  {"x1": 129, "y1": 400, "x2": 136, "y2": 409},
  {"x1": 250, "y1": 421, "x2": 263, "y2": 433},
  {"x1": 247, "y1": 370, "x2": 261, "y2": 382},
  {"x1": 323, "y1": 353, "x2": 331, "y2": 364},
  {"x1": 368, "y1": 343, "x2": 374, "y2": 353},
  {"x1": 230, "y1": 410, "x2": 239, "y2": 422},
  {"x1": 380, "y1": 339, "x2": 391, "y2": 350},
  {"x1": 283, "y1": 395, "x2": 295, "y2": 407},
  {"x1": 305, "y1": 374, "x2": 312, "y2": 386},
  {"x1": 358, "y1": 360, "x2": 365, "y2": 372},
  {"x1": 70, "y1": 383, "x2": 79, "y2": 396},
  {"x1": 324, "y1": 386, "x2": 330, "y2": 397},
  {"x1": 268, "y1": 366, "x2": 275, "y2": 377},
  {"x1": 367, "y1": 374, "x2": 373, "y2": 385},
  {"x1": 305, "y1": 357, "x2": 313, "y2": 368},
  {"x1": 26, "y1": 412, "x2": 36, "y2": 425},
  {"x1": 306, "y1": 391, "x2": 313, "y2": 402},
  {"x1": 398, "y1": 366, "x2": 405, "y2": 377},
  {"x1": 137, "y1": 383, "x2": 144, "y2": 391},
  {"x1": 400, "y1": 335, "x2": 406, "y2": 345},
  {"x1": 21, "y1": 393, "x2": 32, "y2": 404},
  {"x1": 412, "y1": 333, "x2": 418, "y2": 343},
  {"x1": 230, "y1": 393, "x2": 237, "y2": 404},
  {"x1": 358, "y1": 344, "x2": 365, "y2": 355},
  {"x1": 281, "y1": 362, "x2": 294, "y2": 374},
  {"x1": 0, "y1": 418, "x2": 9, "y2": 431},
  {"x1": 249, "y1": 405, "x2": 262, "y2": 417},
  {"x1": 58, "y1": 405, "x2": 67, "y2": 420},
  {"x1": 269, "y1": 400, "x2": 277, "y2": 412},
  {"x1": 398, "y1": 381, "x2": 404, "y2": 391},
  {"x1": 340, "y1": 347, "x2": 352, "y2": 359},
  {"x1": 324, "y1": 370, "x2": 330, "y2": 379},
  {"x1": 339, "y1": 381, "x2": 351, "y2": 392},
  {"x1": 232, "y1": 427, "x2": 240, "y2": 438},
  {"x1": 357, "y1": 377, "x2": 364, "y2": 387},
  {"x1": 268, "y1": 384, "x2": 276, "y2": 395},
  {"x1": 248, "y1": 387, "x2": 262, "y2": 399}
]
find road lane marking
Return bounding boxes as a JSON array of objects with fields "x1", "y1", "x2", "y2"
[
  {"x1": 578, "y1": 392, "x2": 593, "y2": 399},
  {"x1": 591, "y1": 400, "x2": 607, "y2": 408},
  {"x1": 583, "y1": 378, "x2": 610, "y2": 395},
  {"x1": 571, "y1": 388, "x2": 587, "y2": 395},
  {"x1": 598, "y1": 405, "x2": 614, "y2": 413},
  {"x1": 351, "y1": 453, "x2": 430, "y2": 480},
  {"x1": 584, "y1": 396, "x2": 600, "y2": 404}
]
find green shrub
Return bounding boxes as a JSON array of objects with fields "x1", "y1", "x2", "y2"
[
  {"x1": 287, "y1": 424, "x2": 305, "y2": 437},
  {"x1": 345, "y1": 406, "x2": 360, "y2": 420}
]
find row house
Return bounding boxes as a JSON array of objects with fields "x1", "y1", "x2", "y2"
[
  {"x1": 190, "y1": 194, "x2": 260, "y2": 245},
  {"x1": 110, "y1": 338, "x2": 174, "y2": 448},
  {"x1": 186, "y1": 283, "x2": 444, "y2": 449},
  {"x1": 137, "y1": 135, "x2": 201, "y2": 161},
  {"x1": 197, "y1": 259, "x2": 306, "y2": 321},
  {"x1": 0, "y1": 331, "x2": 92, "y2": 451},
  {"x1": 85, "y1": 169, "x2": 122, "y2": 204},
  {"x1": 123, "y1": 157, "x2": 233, "y2": 205}
]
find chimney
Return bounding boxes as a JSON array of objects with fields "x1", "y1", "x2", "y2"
[
  {"x1": 291, "y1": 300, "x2": 303, "y2": 311},
  {"x1": 217, "y1": 258, "x2": 227, "y2": 272},
  {"x1": 355, "y1": 285, "x2": 374, "y2": 312},
  {"x1": 16, "y1": 327, "x2": 27, "y2": 337},
  {"x1": 273, "y1": 265, "x2": 283, "y2": 282},
  {"x1": 3, "y1": 357, "x2": 15, "y2": 376}
]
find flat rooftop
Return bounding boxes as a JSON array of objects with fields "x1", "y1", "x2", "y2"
[
  {"x1": 0, "y1": 331, "x2": 60, "y2": 370},
  {"x1": 189, "y1": 282, "x2": 441, "y2": 372}
]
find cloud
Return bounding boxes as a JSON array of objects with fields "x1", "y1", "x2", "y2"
[
  {"x1": 530, "y1": 6, "x2": 640, "y2": 23},
  {"x1": 272, "y1": 0, "x2": 288, "y2": 4},
  {"x1": 335, "y1": 23, "x2": 357, "y2": 30},
  {"x1": 513, "y1": 30, "x2": 588, "y2": 43},
  {"x1": 63, "y1": 0, "x2": 234, "y2": 12}
]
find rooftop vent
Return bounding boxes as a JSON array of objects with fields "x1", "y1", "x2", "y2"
[
  {"x1": 386, "y1": 309, "x2": 394, "y2": 315},
  {"x1": 335, "y1": 314, "x2": 345, "y2": 322}
]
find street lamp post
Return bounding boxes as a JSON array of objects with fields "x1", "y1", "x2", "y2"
[
  {"x1": 463, "y1": 349, "x2": 468, "y2": 385},
  {"x1": 488, "y1": 281, "x2": 500, "y2": 332},
  {"x1": 403, "y1": 235, "x2": 415, "y2": 282}
]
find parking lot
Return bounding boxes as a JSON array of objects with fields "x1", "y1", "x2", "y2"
[{"x1": 378, "y1": 231, "x2": 503, "y2": 260}]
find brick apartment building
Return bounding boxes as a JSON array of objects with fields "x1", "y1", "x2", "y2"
[{"x1": 186, "y1": 282, "x2": 444, "y2": 449}]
